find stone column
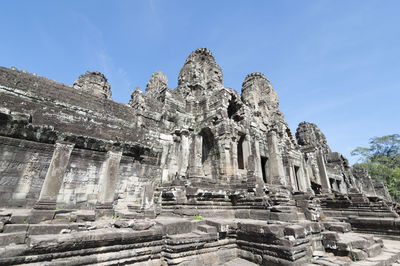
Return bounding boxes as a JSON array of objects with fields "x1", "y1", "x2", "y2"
[
  {"x1": 267, "y1": 131, "x2": 286, "y2": 186},
  {"x1": 231, "y1": 137, "x2": 241, "y2": 180},
  {"x1": 242, "y1": 135, "x2": 251, "y2": 170},
  {"x1": 187, "y1": 134, "x2": 203, "y2": 178},
  {"x1": 96, "y1": 149, "x2": 123, "y2": 216},
  {"x1": 218, "y1": 137, "x2": 234, "y2": 180},
  {"x1": 178, "y1": 132, "x2": 190, "y2": 178},
  {"x1": 34, "y1": 141, "x2": 75, "y2": 210},
  {"x1": 301, "y1": 162, "x2": 313, "y2": 193},
  {"x1": 287, "y1": 165, "x2": 297, "y2": 191},
  {"x1": 316, "y1": 151, "x2": 331, "y2": 193},
  {"x1": 297, "y1": 164, "x2": 311, "y2": 192}
]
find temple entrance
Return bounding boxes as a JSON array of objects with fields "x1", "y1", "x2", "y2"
[
  {"x1": 294, "y1": 165, "x2": 300, "y2": 191},
  {"x1": 311, "y1": 181, "x2": 321, "y2": 194},
  {"x1": 200, "y1": 128, "x2": 219, "y2": 179},
  {"x1": 237, "y1": 135, "x2": 245, "y2": 170},
  {"x1": 261, "y1": 156, "x2": 268, "y2": 183}
]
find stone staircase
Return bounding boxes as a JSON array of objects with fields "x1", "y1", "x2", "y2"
[
  {"x1": 1, "y1": 205, "x2": 400, "y2": 265},
  {"x1": 318, "y1": 193, "x2": 400, "y2": 236}
]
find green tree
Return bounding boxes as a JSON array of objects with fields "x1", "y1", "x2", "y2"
[{"x1": 351, "y1": 134, "x2": 400, "y2": 201}]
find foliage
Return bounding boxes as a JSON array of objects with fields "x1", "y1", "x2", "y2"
[
  {"x1": 352, "y1": 134, "x2": 400, "y2": 201},
  {"x1": 193, "y1": 214, "x2": 203, "y2": 220}
]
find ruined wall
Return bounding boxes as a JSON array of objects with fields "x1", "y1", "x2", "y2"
[
  {"x1": 1, "y1": 48, "x2": 391, "y2": 217},
  {"x1": 0, "y1": 136, "x2": 53, "y2": 207},
  {"x1": 0, "y1": 67, "x2": 163, "y2": 211}
]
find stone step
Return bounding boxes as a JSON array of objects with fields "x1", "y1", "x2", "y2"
[
  {"x1": 165, "y1": 231, "x2": 218, "y2": 245},
  {"x1": 351, "y1": 249, "x2": 400, "y2": 265},
  {"x1": 0, "y1": 244, "x2": 27, "y2": 258},
  {"x1": 155, "y1": 217, "x2": 194, "y2": 235},
  {"x1": 322, "y1": 221, "x2": 352, "y2": 233},
  {"x1": 3, "y1": 223, "x2": 82, "y2": 235},
  {"x1": 197, "y1": 224, "x2": 218, "y2": 234},
  {"x1": 0, "y1": 232, "x2": 26, "y2": 246},
  {"x1": 205, "y1": 219, "x2": 236, "y2": 233},
  {"x1": 3, "y1": 224, "x2": 28, "y2": 233},
  {"x1": 323, "y1": 232, "x2": 384, "y2": 260},
  {"x1": 297, "y1": 211, "x2": 306, "y2": 220},
  {"x1": 28, "y1": 224, "x2": 79, "y2": 235},
  {"x1": 223, "y1": 257, "x2": 258, "y2": 266}
]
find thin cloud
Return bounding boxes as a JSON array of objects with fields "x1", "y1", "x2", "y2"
[{"x1": 75, "y1": 13, "x2": 132, "y2": 102}]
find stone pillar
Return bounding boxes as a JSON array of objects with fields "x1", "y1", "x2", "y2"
[
  {"x1": 267, "y1": 131, "x2": 286, "y2": 186},
  {"x1": 178, "y1": 132, "x2": 190, "y2": 177},
  {"x1": 34, "y1": 141, "x2": 75, "y2": 210},
  {"x1": 297, "y1": 164, "x2": 311, "y2": 192},
  {"x1": 254, "y1": 139, "x2": 263, "y2": 180},
  {"x1": 12, "y1": 153, "x2": 40, "y2": 206},
  {"x1": 218, "y1": 137, "x2": 234, "y2": 180},
  {"x1": 316, "y1": 151, "x2": 331, "y2": 193},
  {"x1": 243, "y1": 135, "x2": 250, "y2": 170},
  {"x1": 187, "y1": 134, "x2": 203, "y2": 178},
  {"x1": 140, "y1": 184, "x2": 156, "y2": 218},
  {"x1": 231, "y1": 137, "x2": 239, "y2": 178},
  {"x1": 301, "y1": 162, "x2": 313, "y2": 193},
  {"x1": 96, "y1": 149, "x2": 123, "y2": 216},
  {"x1": 288, "y1": 165, "x2": 297, "y2": 191}
]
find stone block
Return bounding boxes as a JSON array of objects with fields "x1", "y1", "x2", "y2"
[
  {"x1": 3, "y1": 224, "x2": 28, "y2": 233},
  {"x1": 238, "y1": 221, "x2": 285, "y2": 238},
  {"x1": 284, "y1": 224, "x2": 306, "y2": 239},
  {"x1": 350, "y1": 249, "x2": 368, "y2": 261},
  {"x1": 0, "y1": 244, "x2": 27, "y2": 258},
  {"x1": 53, "y1": 212, "x2": 77, "y2": 223},
  {"x1": 28, "y1": 224, "x2": 69, "y2": 235},
  {"x1": 323, "y1": 222, "x2": 351, "y2": 233},
  {"x1": 307, "y1": 221, "x2": 324, "y2": 233},
  {"x1": 10, "y1": 210, "x2": 31, "y2": 224},
  {"x1": 379, "y1": 218, "x2": 395, "y2": 227},
  {"x1": 269, "y1": 211, "x2": 296, "y2": 221},
  {"x1": 321, "y1": 231, "x2": 339, "y2": 241},
  {"x1": 248, "y1": 209, "x2": 270, "y2": 220},
  {"x1": 76, "y1": 210, "x2": 96, "y2": 222},
  {"x1": 156, "y1": 218, "x2": 193, "y2": 235},
  {"x1": 366, "y1": 243, "x2": 382, "y2": 257},
  {"x1": 30, "y1": 210, "x2": 55, "y2": 224},
  {"x1": 0, "y1": 232, "x2": 26, "y2": 246},
  {"x1": 205, "y1": 219, "x2": 236, "y2": 233},
  {"x1": 197, "y1": 224, "x2": 218, "y2": 234},
  {"x1": 394, "y1": 218, "x2": 400, "y2": 230}
]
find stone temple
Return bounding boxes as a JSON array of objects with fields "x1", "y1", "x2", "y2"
[{"x1": 0, "y1": 48, "x2": 399, "y2": 265}]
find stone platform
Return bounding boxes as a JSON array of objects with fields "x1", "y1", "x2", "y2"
[{"x1": 0, "y1": 208, "x2": 399, "y2": 266}]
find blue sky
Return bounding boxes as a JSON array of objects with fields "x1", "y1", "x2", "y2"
[{"x1": 1, "y1": 1, "x2": 399, "y2": 163}]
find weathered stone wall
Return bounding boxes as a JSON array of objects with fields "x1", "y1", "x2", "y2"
[
  {"x1": 0, "y1": 136, "x2": 53, "y2": 207},
  {"x1": 0, "y1": 48, "x2": 392, "y2": 217},
  {"x1": 57, "y1": 149, "x2": 106, "y2": 208}
]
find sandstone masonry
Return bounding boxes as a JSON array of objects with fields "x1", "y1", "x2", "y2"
[{"x1": 0, "y1": 48, "x2": 399, "y2": 265}]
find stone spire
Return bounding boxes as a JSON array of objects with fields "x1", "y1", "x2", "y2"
[
  {"x1": 177, "y1": 48, "x2": 223, "y2": 97},
  {"x1": 241, "y1": 72, "x2": 279, "y2": 116},
  {"x1": 145, "y1": 72, "x2": 168, "y2": 101},
  {"x1": 296, "y1": 122, "x2": 331, "y2": 153},
  {"x1": 73, "y1": 71, "x2": 112, "y2": 99}
]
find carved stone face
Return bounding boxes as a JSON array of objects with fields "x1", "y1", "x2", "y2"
[
  {"x1": 177, "y1": 48, "x2": 223, "y2": 96},
  {"x1": 296, "y1": 122, "x2": 330, "y2": 152},
  {"x1": 179, "y1": 61, "x2": 206, "y2": 89},
  {"x1": 73, "y1": 72, "x2": 111, "y2": 99},
  {"x1": 146, "y1": 72, "x2": 168, "y2": 98},
  {"x1": 241, "y1": 72, "x2": 279, "y2": 114}
]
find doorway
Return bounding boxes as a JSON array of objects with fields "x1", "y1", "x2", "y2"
[{"x1": 260, "y1": 156, "x2": 268, "y2": 183}]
